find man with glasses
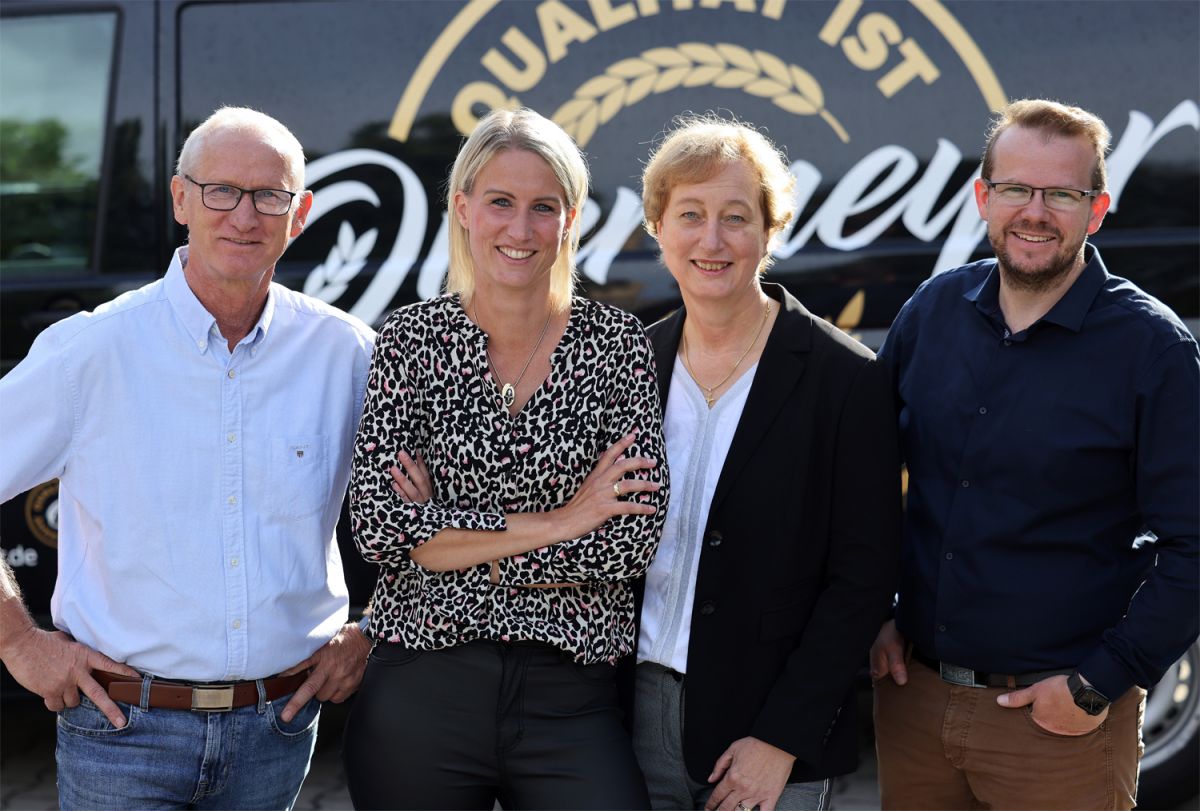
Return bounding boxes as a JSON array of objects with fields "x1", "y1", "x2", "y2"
[
  {"x1": 869, "y1": 98, "x2": 1198, "y2": 809},
  {"x1": 0, "y1": 107, "x2": 375, "y2": 809}
]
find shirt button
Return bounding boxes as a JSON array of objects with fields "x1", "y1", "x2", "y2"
[
  {"x1": 1003, "y1": 340, "x2": 1012, "y2": 347},
  {"x1": 705, "y1": 530, "x2": 723, "y2": 547},
  {"x1": 961, "y1": 480, "x2": 970, "y2": 488},
  {"x1": 227, "y1": 495, "x2": 237, "y2": 505},
  {"x1": 232, "y1": 619, "x2": 242, "y2": 629},
  {"x1": 945, "y1": 552, "x2": 954, "y2": 560},
  {"x1": 699, "y1": 600, "x2": 716, "y2": 616},
  {"x1": 978, "y1": 407, "x2": 987, "y2": 415},
  {"x1": 227, "y1": 369, "x2": 236, "y2": 379},
  {"x1": 227, "y1": 433, "x2": 237, "y2": 443},
  {"x1": 230, "y1": 558, "x2": 239, "y2": 567},
  {"x1": 937, "y1": 624, "x2": 946, "y2": 633}
]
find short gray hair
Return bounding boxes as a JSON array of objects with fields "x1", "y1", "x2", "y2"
[{"x1": 176, "y1": 107, "x2": 306, "y2": 190}]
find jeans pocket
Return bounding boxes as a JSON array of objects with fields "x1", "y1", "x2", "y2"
[
  {"x1": 566, "y1": 659, "x2": 617, "y2": 686},
  {"x1": 1022, "y1": 706, "x2": 1103, "y2": 739},
  {"x1": 267, "y1": 694, "x2": 322, "y2": 739},
  {"x1": 57, "y1": 696, "x2": 136, "y2": 737},
  {"x1": 368, "y1": 643, "x2": 424, "y2": 667}
]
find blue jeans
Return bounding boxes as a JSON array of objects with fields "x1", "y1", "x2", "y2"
[{"x1": 55, "y1": 680, "x2": 319, "y2": 810}]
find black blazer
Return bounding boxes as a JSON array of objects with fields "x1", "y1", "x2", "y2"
[{"x1": 633, "y1": 283, "x2": 901, "y2": 783}]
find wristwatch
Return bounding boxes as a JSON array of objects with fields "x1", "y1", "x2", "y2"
[
  {"x1": 357, "y1": 614, "x2": 372, "y2": 637},
  {"x1": 1067, "y1": 671, "x2": 1110, "y2": 715}
]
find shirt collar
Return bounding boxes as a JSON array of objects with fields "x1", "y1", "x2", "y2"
[
  {"x1": 166, "y1": 245, "x2": 275, "y2": 354},
  {"x1": 963, "y1": 243, "x2": 1108, "y2": 333}
]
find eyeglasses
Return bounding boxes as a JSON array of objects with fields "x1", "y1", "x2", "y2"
[
  {"x1": 982, "y1": 179, "x2": 1099, "y2": 212},
  {"x1": 183, "y1": 174, "x2": 297, "y2": 216}
]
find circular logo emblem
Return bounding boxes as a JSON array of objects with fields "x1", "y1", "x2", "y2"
[{"x1": 24, "y1": 480, "x2": 60, "y2": 549}]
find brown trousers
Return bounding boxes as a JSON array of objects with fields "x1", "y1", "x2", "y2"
[{"x1": 874, "y1": 657, "x2": 1144, "y2": 810}]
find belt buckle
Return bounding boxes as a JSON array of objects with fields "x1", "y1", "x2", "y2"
[
  {"x1": 939, "y1": 662, "x2": 983, "y2": 688},
  {"x1": 191, "y1": 684, "x2": 235, "y2": 712}
]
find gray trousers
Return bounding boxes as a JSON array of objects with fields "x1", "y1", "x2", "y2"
[{"x1": 632, "y1": 661, "x2": 831, "y2": 810}]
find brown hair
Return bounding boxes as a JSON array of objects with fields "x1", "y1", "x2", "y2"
[{"x1": 981, "y1": 99, "x2": 1110, "y2": 191}]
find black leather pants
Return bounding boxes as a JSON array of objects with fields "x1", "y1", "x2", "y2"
[{"x1": 343, "y1": 639, "x2": 650, "y2": 810}]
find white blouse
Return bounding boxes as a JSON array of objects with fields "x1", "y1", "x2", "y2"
[{"x1": 637, "y1": 354, "x2": 758, "y2": 673}]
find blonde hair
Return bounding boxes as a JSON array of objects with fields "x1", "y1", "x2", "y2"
[
  {"x1": 981, "y1": 99, "x2": 1110, "y2": 191},
  {"x1": 176, "y1": 106, "x2": 306, "y2": 190},
  {"x1": 642, "y1": 114, "x2": 795, "y2": 271},
  {"x1": 446, "y1": 108, "x2": 589, "y2": 313}
]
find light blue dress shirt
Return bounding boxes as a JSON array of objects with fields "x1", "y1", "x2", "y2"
[{"x1": 0, "y1": 247, "x2": 375, "y2": 681}]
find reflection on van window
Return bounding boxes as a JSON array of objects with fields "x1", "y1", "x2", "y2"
[{"x1": 0, "y1": 13, "x2": 116, "y2": 274}]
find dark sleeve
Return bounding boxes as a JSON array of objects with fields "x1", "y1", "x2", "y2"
[
  {"x1": 350, "y1": 315, "x2": 505, "y2": 571},
  {"x1": 1079, "y1": 337, "x2": 1200, "y2": 697},
  {"x1": 495, "y1": 315, "x2": 669, "y2": 585},
  {"x1": 749, "y1": 356, "x2": 903, "y2": 764}
]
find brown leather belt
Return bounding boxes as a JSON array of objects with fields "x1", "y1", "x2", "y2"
[{"x1": 93, "y1": 669, "x2": 308, "y2": 711}]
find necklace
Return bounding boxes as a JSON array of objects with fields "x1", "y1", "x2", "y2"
[
  {"x1": 682, "y1": 300, "x2": 771, "y2": 408},
  {"x1": 472, "y1": 297, "x2": 552, "y2": 409}
]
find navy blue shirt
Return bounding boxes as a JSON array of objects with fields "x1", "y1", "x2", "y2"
[{"x1": 880, "y1": 246, "x2": 1199, "y2": 700}]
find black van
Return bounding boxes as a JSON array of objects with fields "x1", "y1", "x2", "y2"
[{"x1": 1, "y1": 0, "x2": 1197, "y2": 803}]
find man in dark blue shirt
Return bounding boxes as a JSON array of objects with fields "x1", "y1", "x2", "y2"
[{"x1": 870, "y1": 98, "x2": 1199, "y2": 810}]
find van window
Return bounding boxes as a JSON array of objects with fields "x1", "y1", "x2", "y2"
[{"x1": 0, "y1": 12, "x2": 117, "y2": 275}]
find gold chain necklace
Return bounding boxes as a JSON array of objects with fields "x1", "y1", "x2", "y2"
[
  {"x1": 682, "y1": 300, "x2": 771, "y2": 408},
  {"x1": 471, "y1": 297, "x2": 552, "y2": 409}
]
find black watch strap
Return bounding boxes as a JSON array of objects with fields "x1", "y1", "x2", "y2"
[{"x1": 1067, "y1": 671, "x2": 1110, "y2": 715}]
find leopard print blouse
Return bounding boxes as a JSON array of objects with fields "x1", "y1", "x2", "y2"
[{"x1": 351, "y1": 294, "x2": 669, "y2": 664}]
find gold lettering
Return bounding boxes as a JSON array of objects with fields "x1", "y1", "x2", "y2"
[
  {"x1": 672, "y1": 0, "x2": 695, "y2": 9},
  {"x1": 537, "y1": 0, "x2": 599, "y2": 63},
  {"x1": 818, "y1": 0, "x2": 860, "y2": 46},
  {"x1": 451, "y1": 82, "x2": 519, "y2": 136},
  {"x1": 877, "y1": 38, "x2": 940, "y2": 97},
  {"x1": 482, "y1": 27, "x2": 547, "y2": 92},
  {"x1": 636, "y1": 0, "x2": 661, "y2": 13},
  {"x1": 761, "y1": 0, "x2": 786, "y2": 20},
  {"x1": 588, "y1": 0, "x2": 637, "y2": 30},
  {"x1": 699, "y1": 0, "x2": 757, "y2": 10},
  {"x1": 841, "y1": 11, "x2": 901, "y2": 71}
]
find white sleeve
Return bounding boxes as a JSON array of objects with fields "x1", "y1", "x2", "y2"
[{"x1": 0, "y1": 327, "x2": 75, "y2": 502}]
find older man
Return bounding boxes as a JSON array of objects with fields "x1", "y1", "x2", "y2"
[
  {"x1": 0, "y1": 107, "x2": 375, "y2": 809},
  {"x1": 870, "y1": 98, "x2": 1199, "y2": 809}
]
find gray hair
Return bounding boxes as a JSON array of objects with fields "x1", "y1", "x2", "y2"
[{"x1": 176, "y1": 107, "x2": 306, "y2": 190}]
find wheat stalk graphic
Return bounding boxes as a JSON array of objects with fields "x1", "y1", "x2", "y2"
[{"x1": 552, "y1": 43, "x2": 850, "y2": 147}]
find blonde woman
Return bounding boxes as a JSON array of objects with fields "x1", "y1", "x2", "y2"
[{"x1": 342, "y1": 108, "x2": 667, "y2": 809}]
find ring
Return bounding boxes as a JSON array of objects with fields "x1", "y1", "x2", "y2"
[
  {"x1": 736, "y1": 804, "x2": 752, "y2": 811},
  {"x1": 613, "y1": 481, "x2": 622, "y2": 498}
]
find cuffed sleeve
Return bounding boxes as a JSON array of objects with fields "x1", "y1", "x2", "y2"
[{"x1": 1079, "y1": 338, "x2": 1200, "y2": 698}]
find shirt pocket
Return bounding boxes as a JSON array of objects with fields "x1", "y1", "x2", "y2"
[{"x1": 268, "y1": 435, "x2": 330, "y2": 521}]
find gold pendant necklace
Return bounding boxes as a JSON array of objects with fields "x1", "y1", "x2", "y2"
[
  {"x1": 682, "y1": 300, "x2": 771, "y2": 408},
  {"x1": 472, "y1": 297, "x2": 552, "y2": 409}
]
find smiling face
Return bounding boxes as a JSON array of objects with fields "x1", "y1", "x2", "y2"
[
  {"x1": 655, "y1": 159, "x2": 770, "y2": 309},
  {"x1": 171, "y1": 128, "x2": 310, "y2": 297},
  {"x1": 453, "y1": 149, "x2": 572, "y2": 301},
  {"x1": 975, "y1": 125, "x2": 1109, "y2": 292}
]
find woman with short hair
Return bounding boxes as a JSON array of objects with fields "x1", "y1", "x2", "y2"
[
  {"x1": 343, "y1": 107, "x2": 667, "y2": 810},
  {"x1": 632, "y1": 115, "x2": 901, "y2": 811}
]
